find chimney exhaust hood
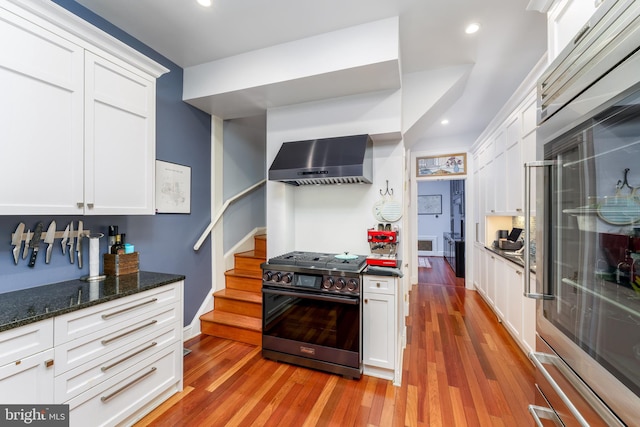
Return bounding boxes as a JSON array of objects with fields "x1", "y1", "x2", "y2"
[{"x1": 268, "y1": 134, "x2": 373, "y2": 186}]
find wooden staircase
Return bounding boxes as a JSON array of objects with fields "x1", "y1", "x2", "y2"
[{"x1": 199, "y1": 234, "x2": 265, "y2": 346}]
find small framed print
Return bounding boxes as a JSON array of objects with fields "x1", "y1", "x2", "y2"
[
  {"x1": 418, "y1": 195, "x2": 442, "y2": 215},
  {"x1": 416, "y1": 153, "x2": 466, "y2": 177},
  {"x1": 155, "y1": 160, "x2": 191, "y2": 214}
]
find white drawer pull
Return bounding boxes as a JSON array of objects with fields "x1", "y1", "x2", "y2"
[
  {"x1": 101, "y1": 320, "x2": 157, "y2": 345},
  {"x1": 100, "y1": 367, "x2": 157, "y2": 403},
  {"x1": 102, "y1": 298, "x2": 158, "y2": 319},
  {"x1": 101, "y1": 341, "x2": 158, "y2": 372}
]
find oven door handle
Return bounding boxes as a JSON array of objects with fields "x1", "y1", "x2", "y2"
[
  {"x1": 529, "y1": 351, "x2": 624, "y2": 427},
  {"x1": 263, "y1": 288, "x2": 359, "y2": 305}
]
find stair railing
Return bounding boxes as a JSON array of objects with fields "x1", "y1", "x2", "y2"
[{"x1": 193, "y1": 179, "x2": 266, "y2": 251}]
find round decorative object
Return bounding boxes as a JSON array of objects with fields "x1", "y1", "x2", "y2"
[
  {"x1": 597, "y1": 192, "x2": 640, "y2": 225},
  {"x1": 372, "y1": 199, "x2": 387, "y2": 221},
  {"x1": 381, "y1": 199, "x2": 402, "y2": 222}
]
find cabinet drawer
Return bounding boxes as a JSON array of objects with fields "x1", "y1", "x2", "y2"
[
  {"x1": 55, "y1": 324, "x2": 179, "y2": 403},
  {"x1": 55, "y1": 303, "x2": 180, "y2": 375},
  {"x1": 0, "y1": 319, "x2": 53, "y2": 366},
  {"x1": 67, "y1": 343, "x2": 181, "y2": 427},
  {"x1": 54, "y1": 282, "x2": 181, "y2": 344},
  {"x1": 363, "y1": 276, "x2": 395, "y2": 295}
]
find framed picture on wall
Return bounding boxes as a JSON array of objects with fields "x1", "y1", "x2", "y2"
[
  {"x1": 416, "y1": 153, "x2": 466, "y2": 177},
  {"x1": 155, "y1": 160, "x2": 191, "y2": 214},
  {"x1": 418, "y1": 195, "x2": 442, "y2": 215}
]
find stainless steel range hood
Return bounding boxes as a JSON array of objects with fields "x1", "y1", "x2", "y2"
[{"x1": 268, "y1": 134, "x2": 373, "y2": 186}]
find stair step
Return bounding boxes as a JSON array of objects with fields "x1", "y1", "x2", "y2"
[
  {"x1": 254, "y1": 234, "x2": 267, "y2": 258},
  {"x1": 234, "y1": 250, "x2": 265, "y2": 273},
  {"x1": 214, "y1": 289, "x2": 262, "y2": 317},
  {"x1": 225, "y1": 269, "x2": 263, "y2": 292},
  {"x1": 200, "y1": 311, "x2": 262, "y2": 346}
]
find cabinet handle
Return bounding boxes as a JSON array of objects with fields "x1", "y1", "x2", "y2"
[
  {"x1": 516, "y1": 208, "x2": 523, "y2": 212},
  {"x1": 87, "y1": 203, "x2": 94, "y2": 209},
  {"x1": 102, "y1": 298, "x2": 158, "y2": 319},
  {"x1": 101, "y1": 320, "x2": 157, "y2": 345},
  {"x1": 77, "y1": 202, "x2": 84, "y2": 208},
  {"x1": 364, "y1": 299, "x2": 368, "y2": 304},
  {"x1": 100, "y1": 367, "x2": 157, "y2": 403},
  {"x1": 101, "y1": 341, "x2": 157, "y2": 372},
  {"x1": 516, "y1": 271, "x2": 523, "y2": 276},
  {"x1": 376, "y1": 283, "x2": 381, "y2": 287},
  {"x1": 44, "y1": 359, "x2": 54, "y2": 368}
]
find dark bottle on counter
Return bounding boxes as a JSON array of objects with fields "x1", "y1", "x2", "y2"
[
  {"x1": 110, "y1": 234, "x2": 125, "y2": 255},
  {"x1": 107, "y1": 225, "x2": 118, "y2": 253}
]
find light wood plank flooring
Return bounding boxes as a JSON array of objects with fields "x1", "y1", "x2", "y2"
[{"x1": 136, "y1": 256, "x2": 535, "y2": 426}]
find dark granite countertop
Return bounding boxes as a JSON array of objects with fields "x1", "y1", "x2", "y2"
[
  {"x1": 485, "y1": 246, "x2": 536, "y2": 273},
  {"x1": 0, "y1": 271, "x2": 185, "y2": 333}
]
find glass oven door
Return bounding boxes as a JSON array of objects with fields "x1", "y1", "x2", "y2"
[{"x1": 262, "y1": 286, "x2": 361, "y2": 371}]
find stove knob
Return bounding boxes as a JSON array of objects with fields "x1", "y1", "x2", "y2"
[
  {"x1": 274, "y1": 272, "x2": 282, "y2": 282},
  {"x1": 335, "y1": 278, "x2": 346, "y2": 290},
  {"x1": 323, "y1": 277, "x2": 334, "y2": 289},
  {"x1": 283, "y1": 273, "x2": 293, "y2": 283},
  {"x1": 263, "y1": 271, "x2": 273, "y2": 281},
  {"x1": 346, "y1": 279, "x2": 358, "y2": 292}
]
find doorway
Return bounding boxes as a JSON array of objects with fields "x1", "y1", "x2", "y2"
[{"x1": 416, "y1": 179, "x2": 465, "y2": 277}]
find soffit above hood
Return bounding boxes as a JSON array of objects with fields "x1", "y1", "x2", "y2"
[{"x1": 269, "y1": 134, "x2": 373, "y2": 186}]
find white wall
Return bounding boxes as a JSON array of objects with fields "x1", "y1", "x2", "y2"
[{"x1": 265, "y1": 90, "x2": 403, "y2": 258}]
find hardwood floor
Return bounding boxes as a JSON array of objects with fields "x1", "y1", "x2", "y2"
[{"x1": 135, "y1": 256, "x2": 535, "y2": 426}]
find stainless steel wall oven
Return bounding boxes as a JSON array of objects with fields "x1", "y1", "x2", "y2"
[
  {"x1": 261, "y1": 251, "x2": 366, "y2": 379},
  {"x1": 524, "y1": 1, "x2": 640, "y2": 425}
]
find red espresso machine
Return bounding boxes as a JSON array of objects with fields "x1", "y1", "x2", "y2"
[{"x1": 366, "y1": 226, "x2": 399, "y2": 267}]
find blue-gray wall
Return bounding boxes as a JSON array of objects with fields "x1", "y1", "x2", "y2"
[
  {"x1": 0, "y1": 0, "x2": 212, "y2": 326},
  {"x1": 222, "y1": 115, "x2": 267, "y2": 252}
]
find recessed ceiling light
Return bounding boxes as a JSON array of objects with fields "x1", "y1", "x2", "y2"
[
  {"x1": 197, "y1": 0, "x2": 212, "y2": 7},
  {"x1": 465, "y1": 23, "x2": 480, "y2": 34},
  {"x1": 441, "y1": 119, "x2": 450, "y2": 125}
]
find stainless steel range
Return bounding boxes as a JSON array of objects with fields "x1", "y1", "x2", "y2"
[{"x1": 261, "y1": 251, "x2": 366, "y2": 379}]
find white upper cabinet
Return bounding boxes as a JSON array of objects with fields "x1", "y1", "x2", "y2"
[
  {"x1": 0, "y1": 8, "x2": 84, "y2": 215},
  {"x1": 84, "y1": 53, "x2": 156, "y2": 215},
  {"x1": 0, "y1": 0, "x2": 167, "y2": 215}
]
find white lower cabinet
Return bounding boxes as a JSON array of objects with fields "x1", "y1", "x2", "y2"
[
  {"x1": 363, "y1": 275, "x2": 399, "y2": 383},
  {"x1": 0, "y1": 320, "x2": 55, "y2": 403},
  {"x1": 0, "y1": 281, "x2": 183, "y2": 426}
]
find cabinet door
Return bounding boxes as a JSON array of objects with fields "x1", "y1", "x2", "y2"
[
  {"x1": 0, "y1": 348, "x2": 54, "y2": 403},
  {"x1": 504, "y1": 262, "x2": 524, "y2": 341},
  {"x1": 485, "y1": 252, "x2": 496, "y2": 306},
  {"x1": 84, "y1": 52, "x2": 156, "y2": 215},
  {"x1": 0, "y1": 9, "x2": 84, "y2": 215},
  {"x1": 493, "y1": 257, "x2": 507, "y2": 319},
  {"x1": 363, "y1": 292, "x2": 395, "y2": 370},
  {"x1": 548, "y1": 0, "x2": 599, "y2": 60}
]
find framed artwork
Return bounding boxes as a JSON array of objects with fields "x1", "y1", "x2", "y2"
[
  {"x1": 155, "y1": 160, "x2": 191, "y2": 214},
  {"x1": 416, "y1": 153, "x2": 466, "y2": 177},
  {"x1": 418, "y1": 195, "x2": 442, "y2": 215}
]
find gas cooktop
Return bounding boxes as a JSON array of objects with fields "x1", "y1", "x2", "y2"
[{"x1": 267, "y1": 251, "x2": 367, "y2": 273}]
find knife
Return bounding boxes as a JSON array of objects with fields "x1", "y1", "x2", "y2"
[
  {"x1": 28, "y1": 222, "x2": 44, "y2": 268},
  {"x1": 11, "y1": 222, "x2": 25, "y2": 265},
  {"x1": 68, "y1": 222, "x2": 75, "y2": 264},
  {"x1": 77, "y1": 220, "x2": 83, "y2": 269},
  {"x1": 22, "y1": 229, "x2": 31, "y2": 260},
  {"x1": 60, "y1": 223, "x2": 70, "y2": 255},
  {"x1": 44, "y1": 221, "x2": 56, "y2": 264}
]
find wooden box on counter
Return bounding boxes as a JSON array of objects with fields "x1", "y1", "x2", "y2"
[{"x1": 104, "y1": 252, "x2": 139, "y2": 276}]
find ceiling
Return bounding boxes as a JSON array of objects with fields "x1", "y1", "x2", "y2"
[{"x1": 74, "y1": 0, "x2": 547, "y2": 145}]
